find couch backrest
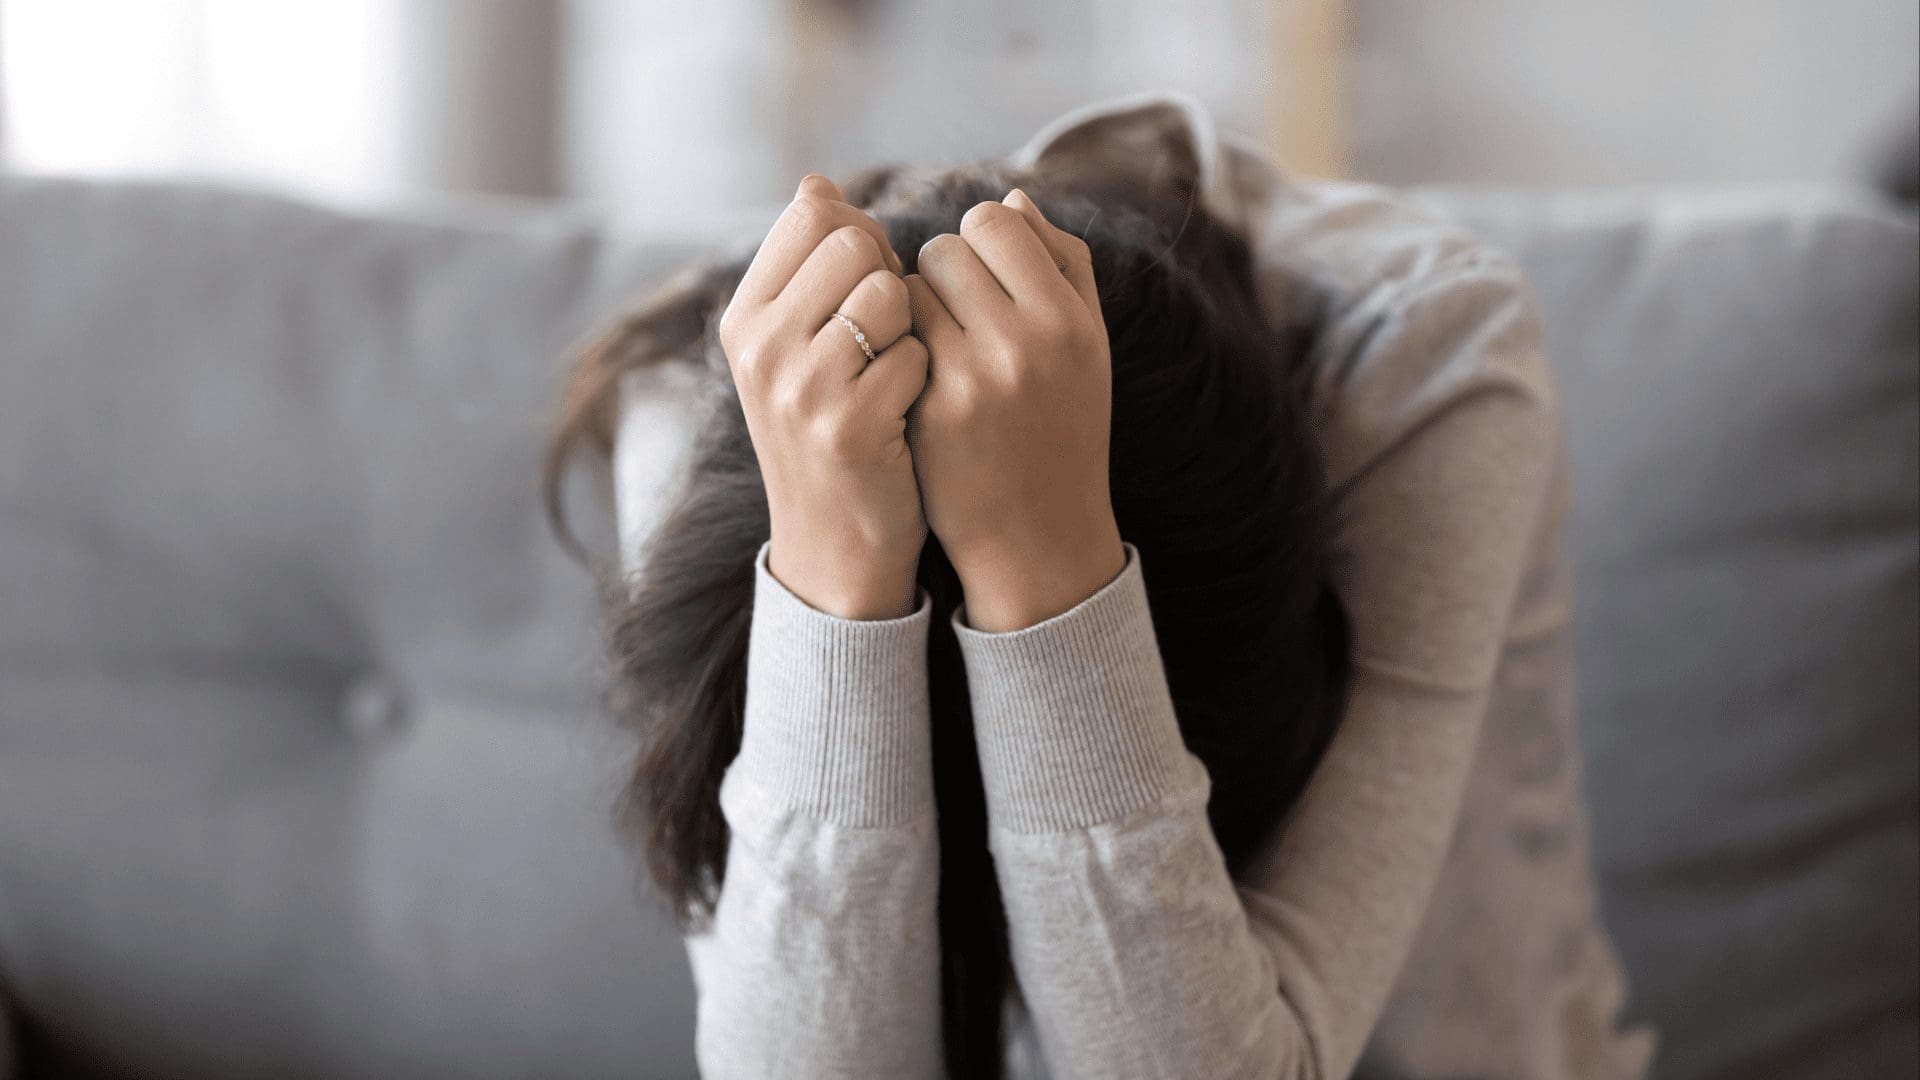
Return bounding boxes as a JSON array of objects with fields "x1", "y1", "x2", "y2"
[
  {"x1": 1417, "y1": 184, "x2": 1919, "y2": 1080},
  {"x1": 1, "y1": 174, "x2": 1913, "y2": 1080},
  {"x1": 0, "y1": 175, "x2": 712, "y2": 1077},
  {"x1": 0, "y1": 178, "x2": 715, "y2": 707}
]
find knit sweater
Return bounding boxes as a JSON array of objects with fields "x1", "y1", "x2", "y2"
[{"x1": 620, "y1": 94, "x2": 1657, "y2": 1080}]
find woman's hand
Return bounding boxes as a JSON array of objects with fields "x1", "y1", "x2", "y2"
[
  {"x1": 719, "y1": 174, "x2": 930, "y2": 620},
  {"x1": 905, "y1": 189, "x2": 1126, "y2": 632}
]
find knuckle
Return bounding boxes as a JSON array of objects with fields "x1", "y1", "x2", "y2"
[
  {"x1": 788, "y1": 194, "x2": 832, "y2": 232},
  {"x1": 716, "y1": 301, "x2": 744, "y2": 347},
  {"x1": 1057, "y1": 323, "x2": 1093, "y2": 357},
  {"x1": 768, "y1": 378, "x2": 808, "y2": 418},
  {"x1": 1006, "y1": 349, "x2": 1049, "y2": 390},
  {"x1": 934, "y1": 373, "x2": 980, "y2": 418},
  {"x1": 918, "y1": 232, "x2": 963, "y2": 265},
  {"x1": 1027, "y1": 305, "x2": 1072, "y2": 341},
  {"x1": 868, "y1": 269, "x2": 909, "y2": 309},
  {"x1": 830, "y1": 224, "x2": 879, "y2": 262},
  {"x1": 954, "y1": 384, "x2": 990, "y2": 422},
  {"x1": 727, "y1": 336, "x2": 768, "y2": 380},
  {"x1": 992, "y1": 339, "x2": 1029, "y2": 377},
  {"x1": 983, "y1": 322, "x2": 1024, "y2": 358},
  {"x1": 960, "y1": 200, "x2": 1016, "y2": 235},
  {"x1": 807, "y1": 410, "x2": 859, "y2": 458}
]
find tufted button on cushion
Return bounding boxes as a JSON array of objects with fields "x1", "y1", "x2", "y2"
[{"x1": 339, "y1": 674, "x2": 409, "y2": 738}]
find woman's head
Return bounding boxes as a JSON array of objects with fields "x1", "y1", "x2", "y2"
[{"x1": 546, "y1": 129, "x2": 1349, "y2": 1077}]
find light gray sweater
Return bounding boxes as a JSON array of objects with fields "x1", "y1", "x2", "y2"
[{"x1": 620, "y1": 94, "x2": 1657, "y2": 1080}]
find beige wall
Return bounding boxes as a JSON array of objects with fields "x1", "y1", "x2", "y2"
[
  {"x1": 5, "y1": 1, "x2": 1912, "y2": 220},
  {"x1": 1346, "y1": 0, "x2": 1919, "y2": 186},
  {"x1": 559, "y1": 0, "x2": 1277, "y2": 221}
]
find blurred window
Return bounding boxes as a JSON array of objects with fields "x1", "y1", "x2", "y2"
[{"x1": 1, "y1": 0, "x2": 413, "y2": 202}]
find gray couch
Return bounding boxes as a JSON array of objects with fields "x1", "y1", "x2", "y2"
[{"x1": 0, "y1": 173, "x2": 1913, "y2": 1080}]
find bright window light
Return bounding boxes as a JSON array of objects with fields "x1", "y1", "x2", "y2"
[{"x1": 1, "y1": 0, "x2": 410, "y2": 201}]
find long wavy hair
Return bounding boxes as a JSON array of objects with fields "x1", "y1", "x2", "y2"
[{"x1": 545, "y1": 149, "x2": 1351, "y2": 1078}]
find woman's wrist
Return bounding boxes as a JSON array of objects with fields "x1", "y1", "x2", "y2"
[
  {"x1": 766, "y1": 530, "x2": 924, "y2": 621},
  {"x1": 950, "y1": 537, "x2": 1199, "y2": 831},
  {"x1": 739, "y1": 538, "x2": 935, "y2": 826},
  {"x1": 953, "y1": 516, "x2": 1126, "y2": 632}
]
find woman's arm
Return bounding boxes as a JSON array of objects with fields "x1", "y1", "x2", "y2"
[
  {"x1": 902, "y1": 173, "x2": 1561, "y2": 1076},
  {"x1": 954, "y1": 539, "x2": 1311, "y2": 1078},
  {"x1": 956, "y1": 412, "x2": 1549, "y2": 1079},
  {"x1": 683, "y1": 173, "x2": 942, "y2": 1076},
  {"x1": 946, "y1": 261, "x2": 1560, "y2": 1078},
  {"x1": 683, "y1": 538, "x2": 943, "y2": 1079}
]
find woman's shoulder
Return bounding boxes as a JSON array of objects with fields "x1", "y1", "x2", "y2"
[
  {"x1": 1229, "y1": 165, "x2": 1569, "y2": 690},
  {"x1": 1243, "y1": 169, "x2": 1563, "y2": 500}
]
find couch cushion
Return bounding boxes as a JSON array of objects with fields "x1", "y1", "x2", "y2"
[
  {"x1": 1416, "y1": 185, "x2": 1920, "y2": 1080},
  {"x1": 5, "y1": 171, "x2": 1915, "y2": 1080},
  {"x1": 0, "y1": 175, "x2": 705, "y2": 1078}
]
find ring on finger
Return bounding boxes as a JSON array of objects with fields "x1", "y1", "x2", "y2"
[{"x1": 831, "y1": 311, "x2": 878, "y2": 362}]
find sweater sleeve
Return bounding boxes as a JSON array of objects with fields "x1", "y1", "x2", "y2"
[
  {"x1": 954, "y1": 540, "x2": 1320, "y2": 1079},
  {"x1": 682, "y1": 539, "x2": 944, "y2": 1080},
  {"x1": 953, "y1": 363, "x2": 1558, "y2": 1079}
]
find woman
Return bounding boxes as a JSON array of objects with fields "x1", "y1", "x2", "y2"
[{"x1": 547, "y1": 94, "x2": 1655, "y2": 1079}]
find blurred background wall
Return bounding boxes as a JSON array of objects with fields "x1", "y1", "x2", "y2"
[{"x1": 2, "y1": 0, "x2": 1916, "y2": 228}]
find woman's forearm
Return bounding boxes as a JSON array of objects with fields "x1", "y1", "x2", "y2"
[
  {"x1": 685, "y1": 539, "x2": 943, "y2": 1079},
  {"x1": 952, "y1": 540, "x2": 1327, "y2": 1077},
  {"x1": 953, "y1": 374, "x2": 1556, "y2": 1078}
]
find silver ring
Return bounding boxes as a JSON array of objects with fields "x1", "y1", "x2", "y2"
[{"x1": 831, "y1": 311, "x2": 878, "y2": 362}]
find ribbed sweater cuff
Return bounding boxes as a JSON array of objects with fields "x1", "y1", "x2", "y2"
[
  {"x1": 730, "y1": 539, "x2": 935, "y2": 827},
  {"x1": 952, "y1": 541, "x2": 1197, "y2": 832}
]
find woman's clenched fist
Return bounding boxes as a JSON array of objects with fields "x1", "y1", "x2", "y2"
[
  {"x1": 905, "y1": 189, "x2": 1126, "y2": 632},
  {"x1": 719, "y1": 174, "x2": 930, "y2": 619}
]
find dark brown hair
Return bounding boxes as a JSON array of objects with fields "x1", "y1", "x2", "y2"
[{"x1": 545, "y1": 150, "x2": 1350, "y2": 1078}]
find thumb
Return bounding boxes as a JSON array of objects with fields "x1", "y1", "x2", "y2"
[{"x1": 1003, "y1": 188, "x2": 1100, "y2": 318}]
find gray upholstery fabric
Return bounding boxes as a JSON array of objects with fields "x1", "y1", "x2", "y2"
[
  {"x1": 0, "y1": 174, "x2": 1914, "y2": 1079},
  {"x1": 0, "y1": 177, "x2": 705, "y2": 1078},
  {"x1": 1418, "y1": 185, "x2": 1920, "y2": 1080},
  {"x1": 1868, "y1": 104, "x2": 1919, "y2": 202}
]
